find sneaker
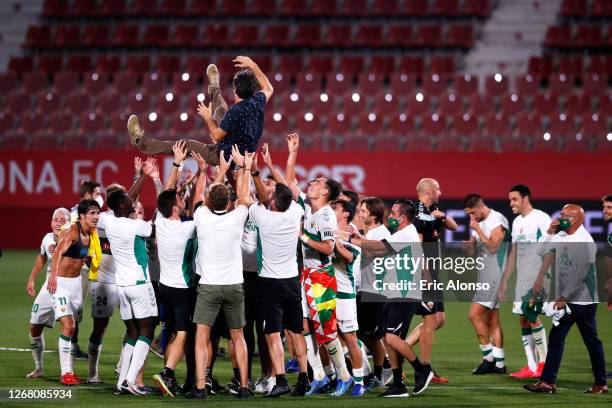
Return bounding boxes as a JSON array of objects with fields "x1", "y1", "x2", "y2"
[
  {"x1": 285, "y1": 358, "x2": 299, "y2": 374},
  {"x1": 73, "y1": 345, "x2": 88, "y2": 360},
  {"x1": 351, "y1": 383, "x2": 367, "y2": 397},
  {"x1": 210, "y1": 376, "x2": 225, "y2": 394},
  {"x1": 178, "y1": 380, "x2": 194, "y2": 395},
  {"x1": 122, "y1": 380, "x2": 145, "y2": 396},
  {"x1": 584, "y1": 385, "x2": 608, "y2": 394},
  {"x1": 265, "y1": 383, "x2": 291, "y2": 398},
  {"x1": 364, "y1": 374, "x2": 384, "y2": 389},
  {"x1": 26, "y1": 368, "x2": 44, "y2": 379},
  {"x1": 331, "y1": 377, "x2": 353, "y2": 397},
  {"x1": 535, "y1": 361, "x2": 545, "y2": 377},
  {"x1": 523, "y1": 381, "x2": 556, "y2": 394},
  {"x1": 152, "y1": 371, "x2": 178, "y2": 397},
  {"x1": 510, "y1": 365, "x2": 538, "y2": 379},
  {"x1": 138, "y1": 385, "x2": 155, "y2": 395},
  {"x1": 206, "y1": 64, "x2": 220, "y2": 95},
  {"x1": 472, "y1": 360, "x2": 495, "y2": 375},
  {"x1": 60, "y1": 372, "x2": 82, "y2": 386},
  {"x1": 382, "y1": 368, "x2": 393, "y2": 386},
  {"x1": 378, "y1": 384, "x2": 409, "y2": 398},
  {"x1": 127, "y1": 115, "x2": 144, "y2": 147},
  {"x1": 87, "y1": 375, "x2": 102, "y2": 384},
  {"x1": 320, "y1": 375, "x2": 337, "y2": 393},
  {"x1": 413, "y1": 369, "x2": 434, "y2": 395},
  {"x1": 254, "y1": 375, "x2": 270, "y2": 394},
  {"x1": 184, "y1": 387, "x2": 207, "y2": 400},
  {"x1": 226, "y1": 377, "x2": 240, "y2": 395},
  {"x1": 291, "y1": 379, "x2": 309, "y2": 396},
  {"x1": 112, "y1": 386, "x2": 127, "y2": 395},
  {"x1": 237, "y1": 387, "x2": 252, "y2": 399},
  {"x1": 264, "y1": 376, "x2": 276, "y2": 395},
  {"x1": 492, "y1": 365, "x2": 507, "y2": 374},
  {"x1": 305, "y1": 376, "x2": 329, "y2": 395},
  {"x1": 431, "y1": 370, "x2": 449, "y2": 383}
]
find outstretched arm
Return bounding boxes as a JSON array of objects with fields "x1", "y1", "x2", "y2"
[
  {"x1": 165, "y1": 140, "x2": 188, "y2": 191},
  {"x1": 261, "y1": 142, "x2": 288, "y2": 186},
  {"x1": 143, "y1": 157, "x2": 163, "y2": 197},
  {"x1": 198, "y1": 102, "x2": 228, "y2": 143},
  {"x1": 213, "y1": 150, "x2": 232, "y2": 185},
  {"x1": 234, "y1": 56, "x2": 274, "y2": 103},
  {"x1": 191, "y1": 151, "x2": 208, "y2": 209},
  {"x1": 284, "y1": 133, "x2": 301, "y2": 200}
]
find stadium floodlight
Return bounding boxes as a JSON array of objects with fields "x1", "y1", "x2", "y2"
[
  {"x1": 151, "y1": 73, "x2": 158, "y2": 80},
  {"x1": 416, "y1": 92, "x2": 424, "y2": 102},
  {"x1": 368, "y1": 113, "x2": 376, "y2": 121},
  {"x1": 543, "y1": 132, "x2": 551, "y2": 141},
  {"x1": 575, "y1": 133, "x2": 583, "y2": 141},
  {"x1": 320, "y1": 93, "x2": 329, "y2": 102},
  {"x1": 400, "y1": 74, "x2": 409, "y2": 82},
  {"x1": 511, "y1": 94, "x2": 518, "y2": 102},
  {"x1": 149, "y1": 112, "x2": 157, "y2": 122},
  {"x1": 432, "y1": 113, "x2": 439, "y2": 121},
  {"x1": 136, "y1": 92, "x2": 143, "y2": 101},
  {"x1": 494, "y1": 73, "x2": 502, "y2": 82},
  {"x1": 432, "y1": 74, "x2": 439, "y2": 82},
  {"x1": 290, "y1": 92, "x2": 299, "y2": 102},
  {"x1": 181, "y1": 72, "x2": 190, "y2": 81},
  {"x1": 165, "y1": 92, "x2": 174, "y2": 102},
  {"x1": 399, "y1": 113, "x2": 407, "y2": 122},
  {"x1": 197, "y1": 93, "x2": 205, "y2": 102},
  {"x1": 592, "y1": 113, "x2": 599, "y2": 121},
  {"x1": 180, "y1": 112, "x2": 188, "y2": 121},
  {"x1": 462, "y1": 113, "x2": 470, "y2": 121},
  {"x1": 273, "y1": 113, "x2": 282, "y2": 122},
  {"x1": 305, "y1": 112, "x2": 314, "y2": 121},
  {"x1": 91, "y1": 73, "x2": 99, "y2": 81},
  {"x1": 352, "y1": 93, "x2": 360, "y2": 102},
  {"x1": 385, "y1": 93, "x2": 393, "y2": 102},
  {"x1": 336, "y1": 73, "x2": 344, "y2": 81},
  {"x1": 607, "y1": 133, "x2": 612, "y2": 141},
  {"x1": 559, "y1": 113, "x2": 566, "y2": 121},
  {"x1": 337, "y1": 113, "x2": 345, "y2": 121},
  {"x1": 305, "y1": 73, "x2": 313, "y2": 81},
  {"x1": 449, "y1": 93, "x2": 456, "y2": 102},
  {"x1": 274, "y1": 73, "x2": 283, "y2": 81}
]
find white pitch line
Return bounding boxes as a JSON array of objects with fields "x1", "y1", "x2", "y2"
[{"x1": 0, "y1": 347, "x2": 57, "y2": 353}]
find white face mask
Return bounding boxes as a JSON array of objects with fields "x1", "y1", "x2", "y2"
[{"x1": 95, "y1": 196, "x2": 104, "y2": 208}]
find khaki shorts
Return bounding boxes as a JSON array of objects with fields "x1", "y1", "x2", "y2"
[{"x1": 193, "y1": 283, "x2": 245, "y2": 329}]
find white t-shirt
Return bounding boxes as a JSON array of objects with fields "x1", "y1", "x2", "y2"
[
  {"x1": 40, "y1": 232, "x2": 56, "y2": 278},
  {"x1": 248, "y1": 202, "x2": 304, "y2": 279},
  {"x1": 334, "y1": 240, "x2": 361, "y2": 296},
  {"x1": 511, "y1": 209, "x2": 551, "y2": 296},
  {"x1": 154, "y1": 214, "x2": 197, "y2": 289},
  {"x1": 383, "y1": 224, "x2": 423, "y2": 300},
  {"x1": 194, "y1": 205, "x2": 248, "y2": 285},
  {"x1": 242, "y1": 216, "x2": 259, "y2": 273},
  {"x1": 359, "y1": 224, "x2": 392, "y2": 294},
  {"x1": 98, "y1": 213, "x2": 152, "y2": 287},
  {"x1": 472, "y1": 209, "x2": 509, "y2": 283},
  {"x1": 297, "y1": 192, "x2": 337, "y2": 269}
]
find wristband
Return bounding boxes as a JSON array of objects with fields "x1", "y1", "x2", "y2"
[
  {"x1": 251, "y1": 170, "x2": 260, "y2": 177},
  {"x1": 172, "y1": 162, "x2": 180, "y2": 168},
  {"x1": 348, "y1": 235, "x2": 353, "y2": 243},
  {"x1": 300, "y1": 235, "x2": 310, "y2": 244}
]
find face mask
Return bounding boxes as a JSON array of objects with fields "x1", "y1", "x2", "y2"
[
  {"x1": 388, "y1": 216, "x2": 400, "y2": 233},
  {"x1": 95, "y1": 196, "x2": 104, "y2": 208},
  {"x1": 557, "y1": 218, "x2": 571, "y2": 232}
]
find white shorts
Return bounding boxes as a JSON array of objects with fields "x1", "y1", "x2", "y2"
[
  {"x1": 336, "y1": 297, "x2": 359, "y2": 333},
  {"x1": 90, "y1": 281, "x2": 118, "y2": 318},
  {"x1": 51, "y1": 276, "x2": 83, "y2": 322},
  {"x1": 30, "y1": 282, "x2": 55, "y2": 327},
  {"x1": 475, "y1": 301, "x2": 500, "y2": 310},
  {"x1": 117, "y1": 283, "x2": 158, "y2": 320}
]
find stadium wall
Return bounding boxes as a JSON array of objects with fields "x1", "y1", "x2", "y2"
[{"x1": 0, "y1": 149, "x2": 608, "y2": 248}]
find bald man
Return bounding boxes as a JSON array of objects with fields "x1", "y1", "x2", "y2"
[
  {"x1": 524, "y1": 204, "x2": 607, "y2": 394},
  {"x1": 406, "y1": 178, "x2": 457, "y2": 383}
]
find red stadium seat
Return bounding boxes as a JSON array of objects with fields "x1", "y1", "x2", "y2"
[
  {"x1": 466, "y1": 94, "x2": 494, "y2": 117},
  {"x1": 278, "y1": 0, "x2": 307, "y2": 16},
  {"x1": 370, "y1": 92, "x2": 398, "y2": 114},
  {"x1": 414, "y1": 25, "x2": 442, "y2": 47},
  {"x1": 95, "y1": 55, "x2": 121, "y2": 74},
  {"x1": 370, "y1": 56, "x2": 395, "y2": 75},
  {"x1": 25, "y1": 25, "x2": 52, "y2": 48},
  {"x1": 339, "y1": 0, "x2": 367, "y2": 16},
  {"x1": 388, "y1": 25, "x2": 413, "y2": 47},
  {"x1": 156, "y1": 56, "x2": 181, "y2": 74},
  {"x1": 358, "y1": 73, "x2": 385, "y2": 95},
  {"x1": 432, "y1": 0, "x2": 459, "y2": 15},
  {"x1": 558, "y1": 56, "x2": 584, "y2": 75},
  {"x1": 582, "y1": 73, "x2": 607, "y2": 96},
  {"x1": 326, "y1": 73, "x2": 353, "y2": 94},
  {"x1": 54, "y1": 25, "x2": 80, "y2": 47},
  {"x1": 338, "y1": 55, "x2": 365, "y2": 76},
  {"x1": 185, "y1": 56, "x2": 210, "y2": 75},
  {"x1": 278, "y1": 55, "x2": 303, "y2": 76},
  {"x1": 112, "y1": 24, "x2": 140, "y2": 47},
  {"x1": 36, "y1": 91, "x2": 62, "y2": 114},
  {"x1": 405, "y1": 136, "x2": 433, "y2": 152},
  {"x1": 531, "y1": 137, "x2": 560, "y2": 153},
  {"x1": 141, "y1": 113, "x2": 165, "y2": 136},
  {"x1": 276, "y1": 92, "x2": 307, "y2": 116},
  {"x1": 374, "y1": 135, "x2": 405, "y2": 151},
  {"x1": 80, "y1": 111, "x2": 105, "y2": 135},
  {"x1": 515, "y1": 74, "x2": 540, "y2": 96},
  {"x1": 0, "y1": 112, "x2": 15, "y2": 134},
  {"x1": 451, "y1": 113, "x2": 479, "y2": 138},
  {"x1": 0, "y1": 72, "x2": 18, "y2": 94},
  {"x1": 84, "y1": 24, "x2": 110, "y2": 47},
  {"x1": 357, "y1": 112, "x2": 384, "y2": 136},
  {"x1": 482, "y1": 113, "x2": 510, "y2": 138},
  {"x1": 340, "y1": 136, "x2": 371, "y2": 152},
  {"x1": 37, "y1": 56, "x2": 61, "y2": 76},
  {"x1": 588, "y1": 55, "x2": 612, "y2": 74},
  {"x1": 218, "y1": 0, "x2": 245, "y2": 15},
  {"x1": 527, "y1": 56, "x2": 553, "y2": 76},
  {"x1": 62, "y1": 134, "x2": 91, "y2": 150},
  {"x1": 234, "y1": 25, "x2": 259, "y2": 47},
  {"x1": 466, "y1": 137, "x2": 497, "y2": 153},
  {"x1": 294, "y1": 112, "x2": 322, "y2": 136},
  {"x1": 23, "y1": 72, "x2": 48, "y2": 94},
  {"x1": 435, "y1": 135, "x2": 465, "y2": 153},
  {"x1": 430, "y1": 56, "x2": 455, "y2": 74},
  {"x1": 250, "y1": 0, "x2": 276, "y2": 16},
  {"x1": 310, "y1": 92, "x2": 334, "y2": 116},
  {"x1": 66, "y1": 55, "x2": 93, "y2": 74},
  {"x1": 485, "y1": 74, "x2": 509, "y2": 94},
  {"x1": 422, "y1": 74, "x2": 448, "y2": 95},
  {"x1": 190, "y1": 0, "x2": 218, "y2": 16},
  {"x1": 548, "y1": 73, "x2": 574, "y2": 94},
  {"x1": 126, "y1": 91, "x2": 151, "y2": 115},
  {"x1": 263, "y1": 24, "x2": 290, "y2": 47},
  {"x1": 126, "y1": 56, "x2": 151, "y2": 74},
  {"x1": 294, "y1": 25, "x2": 321, "y2": 47},
  {"x1": 341, "y1": 92, "x2": 367, "y2": 115},
  {"x1": 398, "y1": 56, "x2": 424, "y2": 75},
  {"x1": 355, "y1": 25, "x2": 383, "y2": 46},
  {"x1": 309, "y1": 0, "x2": 338, "y2": 15},
  {"x1": 32, "y1": 134, "x2": 61, "y2": 150},
  {"x1": 514, "y1": 113, "x2": 542, "y2": 138},
  {"x1": 159, "y1": 0, "x2": 187, "y2": 15},
  {"x1": 579, "y1": 114, "x2": 608, "y2": 139},
  {"x1": 98, "y1": 90, "x2": 121, "y2": 114},
  {"x1": 544, "y1": 25, "x2": 571, "y2": 47},
  {"x1": 170, "y1": 113, "x2": 196, "y2": 139},
  {"x1": 561, "y1": 0, "x2": 587, "y2": 16},
  {"x1": 325, "y1": 24, "x2": 353, "y2": 47},
  {"x1": 548, "y1": 113, "x2": 576, "y2": 138},
  {"x1": 499, "y1": 137, "x2": 528, "y2": 153},
  {"x1": 264, "y1": 111, "x2": 290, "y2": 139},
  {"x1": 564, "y1": 92, "x2": 592, "y2": 116},
  {"x1": 157, "y1": 91, "x2": 181, "y2": 115},
  {"x1": 100, "y1": 0, "x2": 127, "y2": 16},
  {"x1": 574, "y1": 25, "x2": 603, "y2": 47},
  {"x1": 370, "y1": 0, "x2": 399, "y2": 15},
  {"x1": 326, "y1": 113, "x2": 353, "y2": 136},
  {"x1": 10, "y1": 56, "x2": 35, "y2": 75},
  {"x1": 387, "y1": 113, "x2": 415, "y2": 136},
  {"x1": 437, "y1": 93, "x2": 463, "y2": 116},
  {"x1": 66, "y1": 92, "x2": 91, "y2": 115},
  {"x1": 419, "y1": 114, "x2": 447, "y2": 137},
  {"x1": 406, "y1": 91, "x2": 430, "y2": 116},
  {"x1": 389, "y1": 73, "x2": 417, "y2": 94},
  {"x1": 453, "y1": 74, "x2": 478, "y2": 96},
  {"x1": 114, "y1": 72, "x2": 140, "y2": 93},
  {"x1": 307, "y1": 55, "x2": 333, "y2": 75},
  {"x1": 295, "y1": 73, "x2": 323, "y2": 93},
  {"x1": 400, "y1": 0, "x2": 428, "y2": 16},
  {"x1": 202, "y1": 24, "x2": 229, "y2": 46},
  {"x1": 532, "y1": 92, "x2": 559, "y2": 116},
  {"x1": 170, "y1": 25, "x2": 199, "y2": 47},
  {"x1": 129, "y1": 0, "x2": 155, "y2": 16},
  {"x1": 564, "y1": 135, "x2": 592, "y2": 152},
  {"x1": 446, "y1": 24, "x2": 474, "y2": 48},
  {"x1": 42, "y1": 0, "x2": 68, "y2": 17},
  {"x1": 21, "y1": 112, "x2": 46, "y2": 136},
  {"x1": 6, "y1": 91, "x2": 32, "y2": 114},
  {"x1": 270, "y1": 72, "x2": 291, "y2": 94},
  {"x1": 143, "y1": 25, "x2": 170, "y2": 46},
  {"x1": 499, "y1": 93, "x2": 526, "y2": 117},
  {"x1": 593, "y1": 0, "x2": 612, "y2": 16},
  {"x1": 171, "y1": 72, "x2": 198, "y2": 94},
  {"x1": 142, "y1": 73, "x2": 167, "y2": 94}
]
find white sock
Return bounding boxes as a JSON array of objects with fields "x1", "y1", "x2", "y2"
[
  {"x1": 58, "y1": 335, "x2": 73, "y2": 375},
  {"x1": 480, "y1": 343, "x2": 493, "y2": 362},
  {"x1": 358, "y1": 339, "x2": 372, "y2": 376},
  {"x1": 352, "y1": 367, "x2": 364, "y2": 385},
  {"x1": 30, "y1": 335, "x2": 44, "y2": 370},
  {"x1": 325, "y1": 338, "x2": 351, "y2": 382},
  {"x1": 88, "y1": 338, "x2": 102, "y2": 377},
  {"x1": 521, "y1": 329, "x2": 537, "y2": 372},
  {"x1": 492, "y1": 346, "x2": 505, "y2": 368},
  {"x1": 532, "y1": 325, "x2": 547, "y2": 362},
  {"x1": 117, "y1": 341, "x2": 134, "y2": 387},
  {"x1": 126, "y1": 337, "x2": 151, "y2": 385},
  {"x1": 305, "y1": 333, "x2": 325, "y2": 381},
  {"x1": 323, "y1": 364, "x2": 335, "y2": 378}
]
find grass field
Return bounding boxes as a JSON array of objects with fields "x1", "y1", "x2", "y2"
[{"x1": 0, "y1": 249, "x2": 610, "y2": 407}]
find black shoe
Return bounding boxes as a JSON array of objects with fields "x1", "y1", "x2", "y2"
[
  {"x1": 178, "y1": 380, "x2": 195, "y2": 395},
  {"x1": 152, "y1": 371, "x2": 178, "y2": 397},
  {"x1": 112, "y1": 386, "x2": 127, "y2": 395},
  {"x1": 237, "y1": 387, "x2": 252, "y2": 399},
  {"x1": 492, "y1": 365, "x2": 507, "y2": 374},
  {"x1": 413, "y1": 369, "x2": 434, "y2": 395},
  {"x1": 184, "y1": 387, "x2": 207, "y2": 400},
  {"x1": 472, "y1": 360, "x2": 495, "y2": 375},
  {"x1": 291, "y1": 380, "x2": 309, "y2": 396},
  {"x1": 265, "y1": 383, "x2": 291, "y2": 398},
  {"x1": 210, "y1": 376, "x2": 225, "y2": 394},
  {"x1": 378, "y1": 384, "x2": 409, "y2": 398},
  {"x1": 74, "y1": 345, "x2": 88, "y2": 360},
  {"x1": 226, "y1": 377, "x2": 240, "y2": 395}
]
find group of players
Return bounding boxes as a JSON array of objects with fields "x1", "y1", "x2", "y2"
[{"x1": 24, "y1": 56, "x2": 610, "y2": 399}]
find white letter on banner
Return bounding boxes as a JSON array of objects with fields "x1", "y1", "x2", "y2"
[
  {"x1": 73, "y1": 160, "x2": 93, "y2": 193},
  {"x1": 36, "y1": 161, "x2": 60, "y2": 193},
  {"x1": 95, "y1": 160, "x2": 118, "y2": 190},
  {"x1": 9, "y1": 160, "x2": 33, "y2": 193},
  {"x1": 331, "y1": 165, "x2": 365, "y2": 192},
  {"x1": 0, "y1": 162, "x2": 4, "y2": 191}
]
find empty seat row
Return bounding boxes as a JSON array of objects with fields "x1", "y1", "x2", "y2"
[
  {"x1": 560, "y1": 0, "x2": 612, "y2": 17},
  {"x1": 528, "y1": 55, "x2": 612, "y2": 75},
  {"x1": 544, "y1": 24, "x2": 612, "y2": 48}
]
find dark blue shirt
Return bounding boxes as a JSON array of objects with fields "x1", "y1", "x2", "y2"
[{"x1": 219, "y1": 91, "x2": 266, "y2": 159}]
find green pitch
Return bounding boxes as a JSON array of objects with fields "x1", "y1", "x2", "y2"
[{"x1": 0, "y1": 250, "x2": 609, "y2": 407}]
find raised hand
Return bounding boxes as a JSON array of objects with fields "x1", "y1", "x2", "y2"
[
  {"x1": 190, "y1": 151, "x2": 208, "y2": 172},
  {"x1": 261, "y1": 142, "x2": 272, "y2": 166},
  {"x1": 286, "y1": 133, "x2": 300, "y2": 153},
  {"x1": 197, "y1": 102, "x2": 211, "y2": 121},
  {"x1": 244, "y1": 151, "x2": 255, "y2": 170},
  {"x1": 233, "y1": 55, "x2": 255, "y2": 70},
  {"x1": 219, "y1": 151, "x2": 232, "y2": 174},
  {"x1": 173, "y1": 140, "x2": 188, "y2": 163},
  {"x1": 134, "y1": 156, "x2": 143, "y2": 175},
  {"x1": 231, "y1": 144, "x2": 245, "y2": 167},
  {"x1": 143, "y1": 157, "x2": 160, "y2": 179}
]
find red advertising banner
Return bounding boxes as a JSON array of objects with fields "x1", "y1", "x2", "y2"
[{"x1": 0, "y1": 150, "x2": 609, "y2": 208}]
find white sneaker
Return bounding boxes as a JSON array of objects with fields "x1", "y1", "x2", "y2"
[
  {"x1": 264, "y1": 376, "x2": 276, "y2": 395},
  {"x1": 382, "y1": 368, "x2": 393, "y2": 386},
  {"x1": 254, "y1": 375, "x2": 270, "y2": 394},
  {"x1": 87, "y1": 375, "x2": 102, "y2": 384},
  {"x1": 26, "y1": 368, "x2": 43, "y2": 378},
  {"x1": 123, "y1": 380, "x2": 146, "y2": 396}
]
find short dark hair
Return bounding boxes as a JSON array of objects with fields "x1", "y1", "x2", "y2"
[
  {"x1": 105, "y1": 183, "x2": 123, "y2": 199},
  {"x1": 393, "y1": 199, "x2": 416, "y2": 222},
  {"x1": 463, "y1": 193, "x2": 483, "y2": 209},
  {"x1": 207, "y1": 184, "x2": 230, "y2": 212},
  {"x1": 233, "y1": 69, "x2": 259, "y2": 99},
  {"x1": 361, "y1": 197, "x2": 386, "y2": 224},
  {"x1": 274, "y1": 184, "x2": 294, "y2": 212},
  {"x1": 106, "y1": 190, "x2": 132, "y2": 216},
  {"x1": 603, "y1": 195, "x2": 612, "y2": 203},
  {"x1": 157, "y1": 189, "x2": 178, "y2": 218},
  {"x1": 79, "y1": 180, "x2": 100, "y2": 198},
  {"x1": 341, "y1": 189, "x2": 359, "y2": 207},
  {"x1": 77, "y1": 199, "x2": 100, "y2": 215},
  {"x1": 324, "y1": 178, "x2": 342, "y2": 202},
  {"x1": 332, "y1": 199, "x2": 356, "y2": 223},
  {"x1": 510, "y1": 184, "x2": 531, "y2": 200}
]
